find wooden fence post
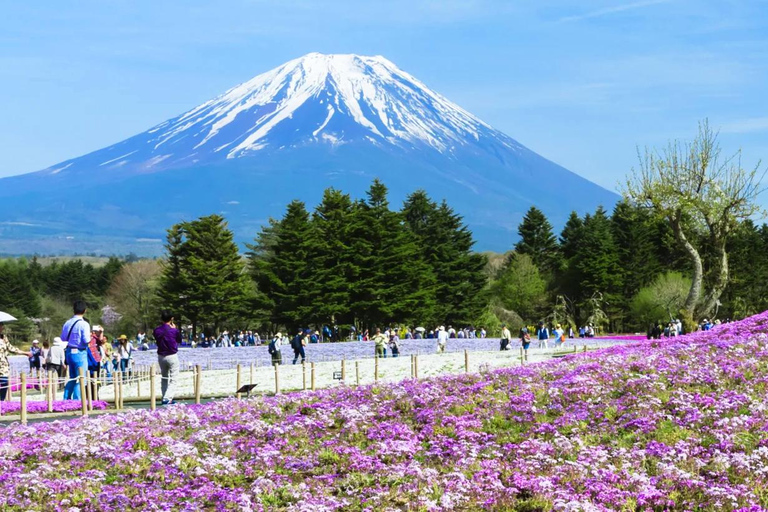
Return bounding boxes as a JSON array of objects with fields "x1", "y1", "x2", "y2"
[
  {"x1": 341, "y1": 359, "x2": 346, "y2": 382},
  {"x1": 250, "y1": 363, "x2": 254, "y2": 388},
  {"x1": 355, "y1": 361, "x2": 360, "y2": 386},
  {"x1": 374, "y1": 356, "x2": 379, "y2": 383},
  {"x1": 302, "y1": 362, "x2": 307, "y2": 390},
  {"x1": 195, "y1": 365, "x2": 202, "y2": 404},
  {"x1": 20, "y1": 373, "x2": 27, "y2": 425},
  {"x1": 273, "y1": 363, "x2": 280, "y2": 394},
  {"x1": 149, "y1": 366, "x2": 156, "y2": 411},
  {"x1": 236, "y1": 364, "x2": 242, "y2": 399},
  {"x1": 47, "y1": 370, "x2": 54, "y2": 413},
  {"x1": 414, "y1": 355, "x2": 419, "y2": 379},
  {"x1": 78, "y1": 368, "x2": 88, "y2": 417},
  {"x1": 311, "y1": 363, "x2": 316, "y2": 391},
  {"x1": 464, "y1": 350, "x2": 469, "y2": 373}
]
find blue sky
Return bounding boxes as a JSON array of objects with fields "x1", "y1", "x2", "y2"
[{"x1": 1, "y1": 0, "x2": 766, "y2": 193}]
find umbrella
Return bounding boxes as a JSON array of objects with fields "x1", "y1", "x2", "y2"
[
  {"x1": 415, "y1": 327, "x2": 426, "y2": 332},
  {"x1": 0, "y1": 311, "x2": 18, "y2": 323}
]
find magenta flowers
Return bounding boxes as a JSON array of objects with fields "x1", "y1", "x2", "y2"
[{"x1": 1, "y1": 314, "x2": 768, "y2": 510}]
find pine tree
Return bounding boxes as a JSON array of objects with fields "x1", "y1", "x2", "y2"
[
  {"x1": 158, "y1": 215, "x2": 249, "y2": 335},
  {"x1": 248, "y1": 201, "x2": 313, "y2": 330},
  {"x1": 570, "y1": 207, "x2": 622, "y2": 319},
  {"x1": 402, "y1": 190, "x2": 486, "y2": 325},
  {"x1": 610, "y1": 201, "x2": 661, "y2": 329},
  {"x1": 515, "y1": 206, "x2": 560, "y2": 273},
  {"x1": 559, "y1": 211, "x2": 583, "y2": 261},
  {"x1": 349, "y1": 180, "x2": 436, "y2": 328},
  {"x1": 303, "y1": 188, "x2": 357, "y2": 327}
]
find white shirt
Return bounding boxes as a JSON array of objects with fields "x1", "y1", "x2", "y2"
[
  {"x1": 47, "y1": 341, "x2": 66, "y2": 366},
  {"x1": 437, "y1": 330, "x2": 449, "y2": 344}
]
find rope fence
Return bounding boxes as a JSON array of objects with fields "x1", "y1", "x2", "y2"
[{"x1": 2, "y1": 342, "x2": 614, "y2": 424}]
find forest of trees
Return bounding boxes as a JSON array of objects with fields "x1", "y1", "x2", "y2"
[{"x1": 2, "y1": 175, "x2": 767, "y2": 342}]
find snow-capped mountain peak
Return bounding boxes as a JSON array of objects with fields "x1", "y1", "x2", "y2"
[{"x1": 93, "y1": 53, "x2": 515, "y2": 171}]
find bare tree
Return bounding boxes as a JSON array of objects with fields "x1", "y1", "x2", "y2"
[
  {"x1": 106, "y1": 260, "x2": 162, "y2": 332},
  {"x1": 624, "y1": 120, "x2": 764, "y2": 320}
]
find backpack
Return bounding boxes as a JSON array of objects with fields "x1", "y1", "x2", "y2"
[
  {"x1": 291, "y1": 335, "x2": 302, "y2": 350},
  {"x1": 268, "y1": 339, "x2": 277, "y2": 355}
]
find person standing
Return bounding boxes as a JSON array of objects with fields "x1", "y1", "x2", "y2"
[
  {"x1": 61, "y1": 300, "x2": 91, "y2": 400},
  {"x1": 87, "y1": 326, "x2": 104, "y2": 399},
  {"x1": 389, "y1": 331, "x2": 400, "y2": 358},
  {"x1": 437, "y1": 326, "x2": 449, "y2": 354},
  {"x1": 553, "y1": 324, "x2": 564, "y2": 347},
  {"x1": 0, "y1": 322, "x2": 28, "y2": 401},
  {"x1": 371, "y1": 328, "x2": 388, "y2": 358},
  {"x1": 117, "y1": 335, "x2": 134, "y2": 377},
  {"x1": 46, "y1": 336, "x2": 66, "y2": 381},
  {"x1": 537, "y1": 323, "x2": 549, "y2": 349},
  {"x1": 500, "y1": 324, "x2": 512, "y2": 351},
  {"x1": 519, "y1": 326, "x2": 531, "y2": 353},
  {"x1": 268, "y1": 332, "x2": 283, "y2": 366},
  {"x1": 154, "y1": 310, "x2": 181, "y2": 406},
  {"x1": 28, "y1": 340, "x2": 42, "y2": 377}
]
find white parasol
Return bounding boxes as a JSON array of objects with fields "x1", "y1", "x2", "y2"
[
  {"x1": 0, "y1": 311, "x2": 18, "y2": 323},
  {"x1": 414, "y1": 326, "x2": 426, "y2": 332}
]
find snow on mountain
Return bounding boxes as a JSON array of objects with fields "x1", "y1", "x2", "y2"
[{"x1": 0, "y1": 53, "x2": 619, "y2": 254}]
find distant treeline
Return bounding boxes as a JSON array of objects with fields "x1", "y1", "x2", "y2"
[{"x1": 2, "y1": 179, "x2": 767, "y2": 342}]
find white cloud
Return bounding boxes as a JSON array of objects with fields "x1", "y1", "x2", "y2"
[
  {"x1": 720, "y1": 117, "x2": 768, "y2": 134},
  {"x1": 557, "y1": 0, "x2": 672, "y2": 23}
]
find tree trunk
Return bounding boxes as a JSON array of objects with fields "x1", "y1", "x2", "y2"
[
  {"x1": 697, "y1": 243, "x2": 729, "y2": 319},
  {"x1": 671, "y1": 213, "x2": 703, "y2": 316}
]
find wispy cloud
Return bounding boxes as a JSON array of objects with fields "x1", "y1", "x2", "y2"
[
  {"x1": 720, "y1": 117, "x2": 768, "y2": 134},
  {"x1": 557, "y1": 0, "x2": 672, "y2": 23}
]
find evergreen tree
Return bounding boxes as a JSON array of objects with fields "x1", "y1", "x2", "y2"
[
  {"x1": 570, "y1": 207, "x2": 622, "y2": 322},
  {"x1": 402, "y1": 190, "x2": 487, "y2": 325},
  {"x1": 610, "y1": 201, "x2": 661, "y2": 329},
  {"x1": 303, "y1": 188, "x2": 357, "y2": 326},
  {"x1": 515, "y1": 206, "x2": 560, "y2": 273},
  {"x1": 159, "y1": 214, "x2": 249, "y2": 334},
  {"x1": 0, "y1": 259, "x2": 41, "y2": 317},
  {"x1": 248, "y1": 201, "x2": 313, "y2": 330},
  {"x1": 492, "y1": 253, "x2": 546, "y2": 323},
  {"x1": 559, "y1": 211, "x2": 583, "y2": 261},
  {"x1": 349, "y1": 180, "x2": 436, "y2": 327}
]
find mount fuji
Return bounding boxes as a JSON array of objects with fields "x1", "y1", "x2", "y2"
[{"x1": 0, "y1": 53, "x2": 618, "y2": 254}]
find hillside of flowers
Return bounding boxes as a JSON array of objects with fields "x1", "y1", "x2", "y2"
[{"x1": 3, "y1": 314, "x2": 768, "y2": 511}]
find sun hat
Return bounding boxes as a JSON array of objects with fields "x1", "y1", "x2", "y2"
[
  {"x1": 118, "y1": 334, "x2": 128, "y2": 340},
  {"x1": 92, "y1": 325, "x2": 103, "y2": 332},
  {"x1": 32, "y1": 339, "x2": 39, "y2": 344}
]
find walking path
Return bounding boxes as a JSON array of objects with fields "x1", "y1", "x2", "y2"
[{"x1": 1, "y1": 342, "x2": 621, "y2": 423}]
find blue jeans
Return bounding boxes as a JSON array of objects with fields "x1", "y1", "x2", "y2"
[
  {"x1": 120, "y1": 358, "x2": 131, "y2": 376},
  {"x1": 64, "y1": 349, "x2": 88, "y2": 400},
  {"x1": 0, "y1": 376, "x2": 8, "y2": 401}
]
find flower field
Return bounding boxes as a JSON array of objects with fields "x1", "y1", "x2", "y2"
[
  {"x1": 3, "y1": 314, "x2": 768, "y2": 510},
  {"x1": 0, "y1": 400, "x2": 109, "y2": 415}
]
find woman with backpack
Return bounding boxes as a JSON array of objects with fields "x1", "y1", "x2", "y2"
[{"x1": 268, "y1": 332, "x2": 283, "y2": 365}]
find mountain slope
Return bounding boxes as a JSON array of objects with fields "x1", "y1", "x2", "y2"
[{"x1": 0, "y1": 53, "x2": 619, "y2": 255}]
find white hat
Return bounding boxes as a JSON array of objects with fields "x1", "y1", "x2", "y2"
[
  {"x1": 54, "y1": 337, "x2": 62, "y2": 344},
  {"x1": 439, "y1": 326, "x2": 445, "y2": 331},
  {"x1": 92, "y1": 325, "x2": 103, "y2": 332},
  {"x1": 32, "y1": 339, "x2": 39, "y2": 344},
  {"x1": 275, "y1": 332, "x2": 282, "y2": 338}
]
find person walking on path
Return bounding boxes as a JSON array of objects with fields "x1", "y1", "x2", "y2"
[
  {"x1": 372, "y1": 328, "x2": 388, "y2": 358},
  {"x1": 87, "y1": 326, "x2": 104, "y2": 399},
  {"x1": 500, "y1": 324, "x2": 512, "y2": 351},
  {"x1": 519, "y1": 327, "x2": 531, "y2": 353},
  {"x1": 537, "y1": 322, "x2": 550, "y2": 349},
  {"x1": 437, "y1": 326, "x2": 449, "y2": 354},
  {"x1": 153, "y1": 310, "x2": 181, "y2": 406},
  {"x1": 552, "y1": 324, "x2": 565, "y2": 347},
  {"x1": 291, "y1": 329, "x2": 307, "y2": 365},
  {"x1": 0, "y1": 321, "x2": 28, "y2": 401},
  {"x1": 61, "y1": 300, "x2": 91, "y2": 400},
  {"x1": 268, "y1": 332, "x2": 283, "y2": 365}
]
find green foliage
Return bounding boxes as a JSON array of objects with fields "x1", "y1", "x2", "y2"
[
  {"x1": 159, "y1": 214, "x2": 250, "y2": 334},
  {"x1": 491, "y1": 253, "x2": 546, "y2": 323},
  {"x1": 631, "y1": 272, "x2": 692, "y2": 327},
  {"x1": 515, "y1": 206, "x2": 560, "y2": 273}
]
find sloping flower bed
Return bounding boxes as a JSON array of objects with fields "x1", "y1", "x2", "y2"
[
  {"x1": 1, "y1": 313, "x2": 768, "y2": 510},
  {"x1": 0, "y1": 400, "x2": 109, "y2": 415}
]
